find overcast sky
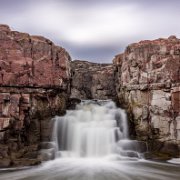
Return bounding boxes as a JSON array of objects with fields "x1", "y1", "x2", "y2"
[{"x1": 0, "y1": 0, "x2": 180, "y2": 62}]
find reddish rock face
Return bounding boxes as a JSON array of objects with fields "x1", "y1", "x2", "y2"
[
  {"x1": 114, "y1": 36, "x2": 180, "y2": 157},
  {"x1": 0, "y1": 25, "x2": 71, "y2": 167},
  {"x1": 0, "y1": 25, "x2": 71, "y2": 88},
  {"x1": 114, "y1": 37, "x2": 180, "y2": 87}
]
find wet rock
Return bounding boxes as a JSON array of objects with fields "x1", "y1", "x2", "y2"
[
  {"x1": 23, "y1": 151, "x2": 38, "y2": 159},
  {"x1": 40, "y1": 148, "x2": 56, "y2": 161},
  {"x1": 0, "y1": 159, "x2": 11, "y2": 168},
  {"x1": 160, "y1": 142, "x2": 180, "y2": 157},
  {"x1": 67, "y1": 98, "x2": 81, "y2": 109},
  {"x1": 118, "y1": 140, "x2": 147, "y2": 153},
  {"x1": 0, "y1": 145, "x2": 9, "y2": 158},
  {"x1": 12, "y1": 158, "x2": 41, "y2": 167},
  {"x1": 40, "y1": 142, "x2": 56, "y2": 149}
]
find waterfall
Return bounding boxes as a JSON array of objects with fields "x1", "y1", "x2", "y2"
[
  {"x1": 1, "y1": 100, "x2": 180, "y2": 180},
  {"x1": 52, "y1": 100, "x2": 142, "y2": 159}
]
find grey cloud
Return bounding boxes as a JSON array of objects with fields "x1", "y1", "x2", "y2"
[
  {"x1": 51, "y1": 0, "x2": 180, "y2": 7},
  {"x1": 69, "y1": 45, "x2": 124, "y2": 63},
  {"x1": 0, "y1": 0, "x2": 180, "y2": 62},
  {"x1": 0, "y1": 0, "x2": 30, "y2": 12}
]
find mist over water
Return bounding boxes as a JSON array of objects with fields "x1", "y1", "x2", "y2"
[
  {"x1": 0, "y1": 100, "x2": 180, "y2": 180},
  {"x1": 53, "y1": 100, "x2": 130, "y2": 158}
]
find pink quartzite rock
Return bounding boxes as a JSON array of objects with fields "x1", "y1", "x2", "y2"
[
  {"x1": 0, "y1": 25, "x2": 71, "y2": 167},
  {"x1": 114, "y1": 36, "x2": 180, "y2": 87},
  {"x1": 114, "y1": 36, "x2": 180, "y2": 158},
  {"x1": 0, "y1": 25, "x2": 71, "y2": 88}
]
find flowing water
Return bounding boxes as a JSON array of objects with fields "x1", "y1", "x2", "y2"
[{"x1": 0, "y1": 100, "x2": 180, "y2": 180}]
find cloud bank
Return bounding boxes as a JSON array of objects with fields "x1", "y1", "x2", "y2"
[{"x1": 0, "y1": 0, "x2": 180, "y2": 62}]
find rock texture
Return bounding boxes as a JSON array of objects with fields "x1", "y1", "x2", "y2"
[
  {"x1": 0, "y1": 25, "x2": 71, "y2": 167},
  {"x1": 0, "y1": 24, "x2": 179, "y2": 165},
  {"x1": 71, "y1": 60, "x2": 117, "y2": 101},
  {"x1": 114, "y1": 36, "x2": 180, "y2": 158}
]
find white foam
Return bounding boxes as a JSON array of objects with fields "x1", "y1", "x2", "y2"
[
  {"x1": 168, "y1": 158, "x2": 180, "y2": 164},
  {"x1": 53, "y1": 100, "x2": 132, "y2": 158}
]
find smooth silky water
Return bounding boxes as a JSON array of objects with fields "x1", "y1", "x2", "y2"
[{"x1": 0, "y1": 100, "x2": 180, "y2": 180}]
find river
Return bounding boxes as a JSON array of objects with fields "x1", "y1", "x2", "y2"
[{"x1": 0, "y1": 100, "x2": 179, "y2": 180}]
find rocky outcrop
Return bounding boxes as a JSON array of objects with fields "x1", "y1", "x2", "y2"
[
  {"x1": 70, "y1": 60, "x2": 117, "y2": 101},
  {"x1": 114, "y1": 36, "x2": 180, "y2": 158},
  {"x1": 0, "y1": 25, "x2": 71, "y2": 167},
  {"x1": 0, "y1": 24, "x2": 179, "y2": 165}
]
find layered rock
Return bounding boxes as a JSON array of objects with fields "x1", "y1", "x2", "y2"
[
  {"x1": 114, "y1": 36, "x2": 180, "y2": 158},
  {"x1": 71, "y1": 60, "x2": 117, "y2": 101},
  {"x1": 0, "y1": 25, "x2": 71, "y2": 167},
  {"x1": 0, "y1": 23, "x2": 179, "y2": 165}
]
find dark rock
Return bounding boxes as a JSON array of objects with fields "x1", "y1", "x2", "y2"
[
  {"x1": 67, "y1": 98, "x2": 81, "y2": 109},
  {"x1": 160, "y1": 142, "x2": 180, "y2": 157},
  {"x1": 40, "y1": 148, "x2": 55, "y2": 161},
  {"x1": 23, "y1": 152, "x2": 38, "y2": 159},
  {"x1": 12, "y1": 158, "x2": 41, "y2": 167},
  {"x1": 70, "y1": 60, "x2": 117, "y2": 101},
  {"x1": 40, "y1": 142, "x2": 56, "y2": 149},
  {"x1": 0, "y1": 159, "x2": 11, "y2": 168}
]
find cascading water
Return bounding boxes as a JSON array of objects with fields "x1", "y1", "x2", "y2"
[
  {"x1": 52, "y1": 100, "x2": 141, "y2": 159},
  {"x1": 0, "y1": 100, "x2": 180, "y2": 180}
]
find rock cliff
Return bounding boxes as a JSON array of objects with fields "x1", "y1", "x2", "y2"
[
  {"x1": 113, "y1": 36, "x2": 180, "y2": 158},
  {"x1": 70, "y1": 60, "x2": 117, "y2": 100},
  {"x1": 0, "y1": 24, "x2": 179, "y2": 167},
  {"x1": 0, "y1": 25, "x2": 71, "y2": 167}
]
